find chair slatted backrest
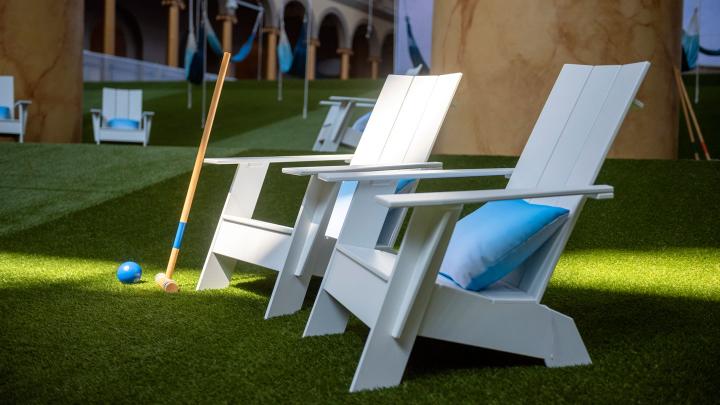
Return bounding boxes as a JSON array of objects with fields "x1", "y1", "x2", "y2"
[
  {"x1": 0, "y1": 76, "x2": 15, "y2": 113},
  {"x1": 102, "y1": 88, "x2": 143, "y2": 122},
  {"x1": 502, "y1": 62, "x2": 649, "y2": 298},
  {"x1": 326, "y1": 73, "x2": 463, "y2": 239}
]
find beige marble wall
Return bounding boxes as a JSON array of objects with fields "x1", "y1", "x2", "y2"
[
  {"x1": 0, "y1": 0, "x2": 83, "y2": 143},
  {"x1": 432, "y1": 0, "x2": 682, "y2": 159}
]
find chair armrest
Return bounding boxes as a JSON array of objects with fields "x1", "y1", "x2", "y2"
[
  {"x1": 375, "y1": 185, "x2": 614, "y2": 208},
  {"x1": 317, "y1": 168, "x2": 514, "y2": 183},
  {"x1": 204, "y1": 154, "x2": 354, "y2": 165},
  {"x1": 328, "y1": 96, "x2": 377, "y2": 104},
  {"x1": 143, "y1": 111, "x2": 155, "y2": 117},
  {"x1": 282, "y1": 161, "x2": 443, "y2": 177},
  {"x1": 14, "y1": 100, "x2": 31, "y2": 107}
]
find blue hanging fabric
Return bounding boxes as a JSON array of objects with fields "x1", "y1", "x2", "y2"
[
  {"x1": 231, "y1": 12, "x2": 263, "y2": 63},
  {"x1": 682, "y1": 8, "x2": 700, "y2": 72},
  {"x1": 204, "y1": 12, "x2": 224, "y2": 56},
  {"x1": 277, "y1": 21, "x2": 294, "y2": 73},
  {"x1": 290, "y1": 18, "x2": 308, "y2": 76},
  {"x1": 185, "y1": 31, "x2": 198, "y2": 80},
  {"x1": 700, "y1": 46, "x2": 720, "y2": 56},
  {"x1": 405, "y1": 16, "x2": 427, "y2": 73},
  {"x1": 188, "y1": 18, "x2": 206, "y2": 84}
]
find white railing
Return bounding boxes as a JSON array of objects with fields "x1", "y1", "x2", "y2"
[{"x1": 83, "y1": 50, "x2": 232, "y2": 82}]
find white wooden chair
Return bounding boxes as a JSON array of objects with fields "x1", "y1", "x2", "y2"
[
  {"x1": 312, "y1": 65, "x2": 425, "y2": 152},
  {"x1": 303, "y1": 62, "x2": 650, "y2": 392},
  {"x1": 196, "y1": 73, "x2": 463, "y2": 321},
  {"x1": 312, "y1": 96, "x2": 376, "y2": 152},
  {"x1": 91, "y1": 88, "x2": 154, "y2": 146},
  {"x1": 0, "y1": 76, "x2": 31, "y2": 143}
]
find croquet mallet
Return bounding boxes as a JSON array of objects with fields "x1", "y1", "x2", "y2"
[{"x1": 155, "y1": 52, "x2": 231, "y2": 293}]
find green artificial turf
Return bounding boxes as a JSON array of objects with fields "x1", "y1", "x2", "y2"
[{"x1": 1, "y1": 143, "x2": 718, "y2": 402}]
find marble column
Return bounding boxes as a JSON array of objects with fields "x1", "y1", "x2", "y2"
[
  {"x1": 264, "y1": 27, "x2": 278, "y2": 80},
  {"x1": 103, "y1": 0, "x2": 116, "y2": 55},
  {"x1": 337, "y1": 48, "x2": 353, "y2": 80},
  {"x1": 163, "y1": 0, "x2": 185, "y2": 67},
  {"x1": 307, "y1": 38, "x2": 320, "y2": 80},
  {"x1": 369, "y1": 56, "x2": 380, "y2": 79},
  {"x1": 432, "y1": 0, "x2": 682, "y2": 159},
  {"x1": 0, "y1": 0, "x2": 83, "y2": 143}
]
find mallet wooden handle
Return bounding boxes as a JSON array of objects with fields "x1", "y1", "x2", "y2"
[{"x1": 165, "y1": 52, "x2": 231, "y2": 281}]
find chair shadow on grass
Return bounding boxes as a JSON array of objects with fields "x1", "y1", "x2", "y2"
[{"x1": 1, "y1": 276, "x2": 719, "y2": 401}]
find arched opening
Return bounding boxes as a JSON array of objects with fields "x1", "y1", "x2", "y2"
[
  {"x1": 283, "y1": 1, "x2": 305, "y2": 48},
  {"x1": 316, "y1": 13, "x2": 344, "y2": 78},
  {"x1": 350, "y1": 24, "x2": 372, "y2": 78},
  {"x1": 380, "y1": 32, "x2": 393, "y2": 77},
  {"x1": 88, "y1": 5, "x2": 143, "y2": 59}
]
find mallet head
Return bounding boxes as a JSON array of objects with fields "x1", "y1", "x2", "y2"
[{"x1": 155, "y1": 273, "x2": 179, "y2": 293}]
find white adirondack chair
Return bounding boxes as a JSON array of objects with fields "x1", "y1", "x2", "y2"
[
  {"x1": 312, "y1": 65, "x2": 425, "y2": 152},
  {"x1": 303, "y1": 62, "x2": 650, "y2": 392},
  {"x1": 312, "y1": 96, "x2": 376, "y2": 152},
  {"x1": 0, "y1": 76, "x2": 31, "y2": 143},
  {"x1": 196, "y1": 73, "x2": 463, "y2": 321},
  {"x1": 91, "y1": 88, "x2": 154, "y2": 146}
]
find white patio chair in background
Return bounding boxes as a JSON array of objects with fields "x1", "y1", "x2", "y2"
[
  {"x1": 91, "y1": 88, "x2": 154, "y2": 146},
  {"x1": 0, "y1": 76, "x2": 31, "y2": 143}
]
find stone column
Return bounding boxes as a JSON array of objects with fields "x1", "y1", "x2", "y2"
[
  {"x1": 337, "y1": 48, "x2": 353, "y2": 80},
  {"x1": 263, "y1": 27, "x2": 278, "y2": 80},
  {"x1": 307, "y1": 38, "x2": 320, "y2": 80},
  {"x1": 0, "y1": 0, "x2": 83, "y2": 143},
  {"x1": 432, "y1": 0, "x2": 682, "y2": 159},
  {"x1": 163, "y1": 0, "x2": 185, "y2": 67},
  {"x1": 103, "y1": 0, "x2": 116, "y2": 55},
  {"x1": 217, "y1": 14, "x2": 236, "y2": 52},
  {"x1": 369, "y1": 56, "x2": 380, "y2": 79}
]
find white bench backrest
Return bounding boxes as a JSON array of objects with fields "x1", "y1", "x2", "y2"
[
  {"x1": 0, "y1": 76, "x2": 15, "y2": 109},
  {"x1": 102, "y1": 88, "x2": 143, "y2": 121}
]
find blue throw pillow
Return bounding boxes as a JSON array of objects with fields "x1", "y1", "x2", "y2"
[
  {"x1": 108, "y1": 118, "x2": 140, "y2": 130},
  {"x1": 0, "y1": 106, "x2": 11, "y2": 120},
  {"x1": 439, "y1": 199, "x2": 569, "y2": 291}
]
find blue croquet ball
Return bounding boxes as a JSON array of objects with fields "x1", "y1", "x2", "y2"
[{"x1": 117, "y1": 261, "x2": 142, "y2": 284}]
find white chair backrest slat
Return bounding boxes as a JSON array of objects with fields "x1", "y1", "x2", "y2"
[
  {"x1": 0, "y1": 76, "x2": 15, "y2": 111},
  {"x1": 351, "y1": 75, "x2": 414, "y2": 165},
  {"x1": 566, "y1": 62, "x2": 650, "y2": 186},
  {"x1": 403, "y1": 73, "x2": 463, "y2": 163},
  {"x1": 102, "y1": 88, "x2": 143, "y2": 121},
  {"x1": 378, "y1": 75, "x2": 440, "y2": 163},
  {"x1": 536, "y1": 65, "x2": 621, "y2": 188},
  {"x1": 326, "y1": 73, "x2": 462, "y2": 239},
  {"x1": 507, "y1": 65, "x2": 592, "y2": 189}
]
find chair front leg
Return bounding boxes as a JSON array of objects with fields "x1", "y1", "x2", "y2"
[
  {"x1": 197, "y1": 162, "x2": 270, "y2": 290},
  {"x1": 265, "y1": 176, "x2": 340, "y2": 318},
  {"x1": 350, "y1": 204, "x2": 462, "y2": 392}
]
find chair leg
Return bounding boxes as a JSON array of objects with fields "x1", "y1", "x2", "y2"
[
  {"x1": 303, "y1": 286, "x2": 350, "y2": 337},
  {"x1": 350, "y1": 326, "x2": 414, "y2": 392},
  {"x1": 544, "y1": 309, "x2": 591, "y2": 367},
  {"x1": 196, "y1": 252, "x2": 236, "y2": 290},
  {"x1": 264, "y1": 266, "x2": 313, "y2": 319}
]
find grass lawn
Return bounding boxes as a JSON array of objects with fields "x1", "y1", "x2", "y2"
[{"x1": 0, "y1": 78, "x2": 719, "y2": 402}]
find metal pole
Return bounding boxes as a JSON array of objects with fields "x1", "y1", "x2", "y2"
[{"x1": 302, "y1": 2, "x2": 312, "y2": 119}]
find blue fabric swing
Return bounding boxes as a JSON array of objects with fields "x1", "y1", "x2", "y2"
[
  {"x1": 289, "y1": 19, "x2": 308, "y2": 77},
  {"x1": 231, "y1": 12, "x2": 263, "y2": 63},
  {"x1": 277, "y1": 22, "x2": 293, "y2": 73}
]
